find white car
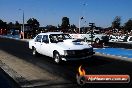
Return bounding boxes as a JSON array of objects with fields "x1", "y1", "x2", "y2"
[
  {"x1": 29, "y1": 32, "x2": 95, "y2": 63},
  {"x1": 70, "y1": 33, "x2": 109, "y2": 43}
]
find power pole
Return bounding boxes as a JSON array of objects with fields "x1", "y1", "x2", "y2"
[
  {"x1": 89, "y1": 23, "x2": 95, "y2": 44},
  {"x1": 22, "y1": 10, "x2": 25, "y2": 39}
]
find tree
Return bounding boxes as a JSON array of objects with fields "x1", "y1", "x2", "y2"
[
  {"x1": 26, "y1": 18, "x2": 40, "y2": 38},
  {"x1": 0, "y1": 19, "x2": 7, "y2": 29},
  {"x1": 69, "y1": 24, "x2": 77, "y2": 33},
  {"x1": 124, "y1": 18, "x2": 132, "y2": 32},
  {"x1": 46, "y1": 25, "x2": 57, "y2": 32},
  {"x1": 15, "y1": 21, "x2": 20, "y2": 26},
  {"x1": 61, "y1": 17, "x2": 70, "y2": 32},
  {"x1": 27, "y1": 18, "x2": 40, "y2": 30},
  {"x1": 112, "y1": 16, "x2": 121, "y2": 29},
  {"x1": 0, "y1": 19, "x2": 3, "y2": 28},
  {"x1": 7, "y1": 22, "x2": 14, "y2": 29},
  {"x1": 70, "y1": 24, "x2": 76, "y2": 29},
  {"x1": 14, "y1": 21, "x2": 21, "y2": 31}
]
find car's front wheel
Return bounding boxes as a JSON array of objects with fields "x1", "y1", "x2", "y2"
[
  {"x1": 32, "y1": 47, "x2": 39, "y2": 56},
  {"x1": 54, "y1": 52, "x2": 61, "y2": 64}
]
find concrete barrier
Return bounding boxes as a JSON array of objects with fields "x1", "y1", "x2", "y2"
[{"x1": 105, "y1": 42, "x2": 132, "y2": 49}]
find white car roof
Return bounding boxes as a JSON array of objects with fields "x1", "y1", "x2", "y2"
[{"x1": 38, "y1": 32, "x2": 63, "y2": 35}]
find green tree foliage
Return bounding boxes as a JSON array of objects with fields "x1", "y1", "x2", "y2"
[
  {"x1": 27, "y1": 18, "x2": 40, "y2": 30},
  {"x1": 61, "y1": 17, "x2": 70, "y2": 32},
  {"x1": 0, "y1": 19, "x2": 7, "y2": 29},
  {"x1": 112, "y1": 16, "x2": 121, "y2": 29},
  {"x1": 26, "y1": 18, "x2": 40, "y2": 37},
  {"x1": 14, "y1": 21, "x2": 21, "y2": 30},
  {"x1": 7, "y1": 22, "x2": 14, "y2": 30},
  {"x1": 15, "y1": 21, "x2": 20, "y2": 26},
  {"x1": 0, "y1": 20, "x2": 21, "y2": 31},
  {"x1": 70, "y1": 24, "x2": 76, "y2": 29},
  {"x1": 46, "y1": 25, "x2": 57, "y2": 32},
  {"x1": 124, "y1": 18, "x2": 132, "y2": 32}
]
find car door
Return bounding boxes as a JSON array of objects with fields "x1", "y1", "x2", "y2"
[
  {"x1": 40, "y1": 35, "x2": 51, "y2": 57},
  {"x1": 34, "y1": 35, "x2": 42, "y2": 54}
]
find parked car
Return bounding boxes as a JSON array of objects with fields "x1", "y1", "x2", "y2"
[{"x1": 29, "y1": 32, "x2": 95, "y2": 64}]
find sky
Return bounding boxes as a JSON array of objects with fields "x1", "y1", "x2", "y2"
[{"x1": 0, "y1": 0, "x2": 132, "y2": 28}]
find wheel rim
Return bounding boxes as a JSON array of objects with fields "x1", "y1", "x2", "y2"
[
  {"x1": 55, "y1": 54, "x2": 60, "y2": 63},
  {"x1": 33, "y1": 49, "x2": 36, "y2": 55}
]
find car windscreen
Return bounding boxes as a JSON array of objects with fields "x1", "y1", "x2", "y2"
[{"x1": 49, "y1": 34, "x2": 72, "y2": 43}]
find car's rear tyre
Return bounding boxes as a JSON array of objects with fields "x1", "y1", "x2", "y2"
[
  {"x1": 54, "y1": 52, "x2": 61, "y2": 64},
  {"x1": 32, "y1": 47, "x2": 39, "y2": 56}
]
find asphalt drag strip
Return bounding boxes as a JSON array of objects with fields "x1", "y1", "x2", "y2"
[{"x1": 0, "y1": 37, "x2": 132, "y2": 88}]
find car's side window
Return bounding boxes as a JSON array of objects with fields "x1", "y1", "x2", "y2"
[
  {"x1": 42, "y1": 35, "x2": 49, "y2": 43},
  {"x1": 35, "y1": 35, "x2": 42, "y2": 42}
]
